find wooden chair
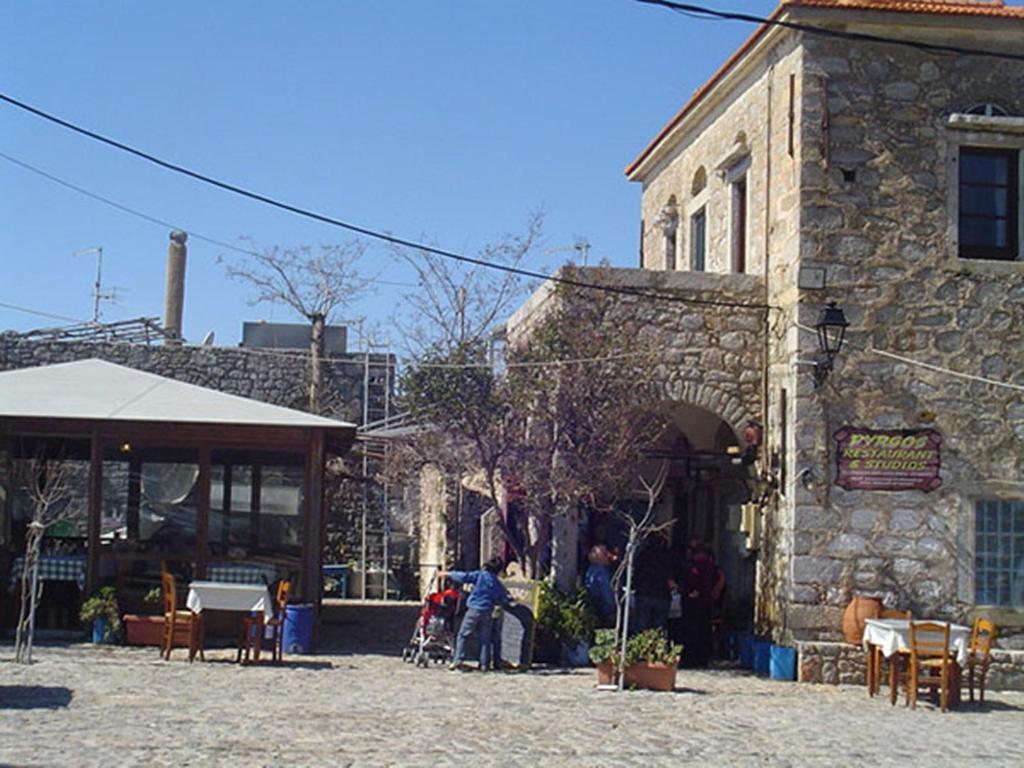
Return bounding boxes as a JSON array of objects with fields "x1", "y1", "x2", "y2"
[
  {"x1": 160, "y1": 571, "x2": 203, "y2": 663},
  {"x1": 906, "y1": 621, "x2": 954, "y2": 712},
  {"x1": 966, "y1": 618, "x2": 997, "y2": 703},
  {"x1": 870, "y1": 609, "x2": 911, "y2": 699},
  {"x1": 238, "y1": 580, "x2": 291, "y2": 665}
]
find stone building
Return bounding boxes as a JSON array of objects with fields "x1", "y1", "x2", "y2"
[{"x1": 511, "y1": 0, "x2": 1024, "y2": 682}]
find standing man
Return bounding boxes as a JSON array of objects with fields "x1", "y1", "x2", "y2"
[
  {"x1": 440, "y1": 556, "x2": 514, "y2": 671},
  {"x1": 631, "y1": 529, "x2": 676, "y2": 634}
]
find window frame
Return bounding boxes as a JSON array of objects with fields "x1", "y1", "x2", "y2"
[
  {"x1": 958, "y1": 145, "x2": 1020, "y2": 261},
  {"x1": 973, "y1": 497, "x2": 1024, "y2": 609}
]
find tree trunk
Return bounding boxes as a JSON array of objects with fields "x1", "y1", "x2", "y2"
[
  {"x1": 525, "y1": 510, "x2": 550, "y2": 580},
  {"x1": 309, "y1": 312, "x2": 326, "y2": 414},
  {"x1": 550, "y1": 505, "x2": 579, "y2": 593}
]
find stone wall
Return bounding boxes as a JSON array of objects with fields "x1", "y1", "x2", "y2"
[
  {"x1": 0, "y1": 336, "x2": 392, "y2": 424},
  {"x1": 507, "y1": 267, "x2": 767, "y2": 432},
  {"x1": 782, "y1": 28, "x2": 1024, "y2": 642},
  {"x1": 796, "y1": 641, "x2": 1024, "y2": 693}
]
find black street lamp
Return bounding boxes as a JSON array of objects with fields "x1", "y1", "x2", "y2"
[{"x1": 813, "y1": 301, "x2": 849, "y2": 387}]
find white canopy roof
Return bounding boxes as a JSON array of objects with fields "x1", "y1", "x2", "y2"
[{"x1": 0, "y1": 358, "x2": 355, "y2": 430}]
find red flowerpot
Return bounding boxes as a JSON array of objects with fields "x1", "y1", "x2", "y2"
[
  {"x1": 625, "y1": 663, "x2": 677, "y2": 692},
  {"x1": 124, "y1": 614, "x2": 183, "y2": 647}
]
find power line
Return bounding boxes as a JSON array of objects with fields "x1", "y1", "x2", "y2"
[
  {"x1": 0, "y1": 150, "x2": 418, "y2": 290},
  {"x1": 0, "y1": 91, "x2": 770, "y2": 311},
  {"x1": 636, "y1": 1, "x2": 1024, "y2": 63},
  {"x1": 795, "y1": 322, "x2": 1024, "y2": 394},
  {"x1": 0, "y1": 301, "x2": 88, "y2": 325}
]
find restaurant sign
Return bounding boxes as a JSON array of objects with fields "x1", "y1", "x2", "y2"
[{"x1": 834, "y1": 427, "x2": 942, "y2": 492}]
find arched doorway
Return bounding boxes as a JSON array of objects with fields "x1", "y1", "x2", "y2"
[{"x1": 585, "y1": 401, "x2": 756, "y2": 657}]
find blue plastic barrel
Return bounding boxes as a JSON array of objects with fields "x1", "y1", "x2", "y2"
[
  {"x1": 282, "y1": 603, "x2": 315, "y2": 654},
  {"x1": 738, "y1": 631, "x2": 754, "y2": 669},
  {"x1": 754, "y1": 640, "x2": 771, "y2": 675},
  {"x1": 770, "y1": 645, "x2": 797, "y2": 681}
]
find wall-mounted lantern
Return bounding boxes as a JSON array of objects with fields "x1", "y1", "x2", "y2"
[{"x1": 812, "y1": 301, "x2": 849, "y2": 388}]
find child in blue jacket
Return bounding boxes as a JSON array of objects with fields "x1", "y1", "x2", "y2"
[{"x1": 440, "y1": 556, "x2": 514, "y2": 671}]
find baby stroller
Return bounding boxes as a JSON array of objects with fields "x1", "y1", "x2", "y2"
[{"x1": 401, "y1": 580, "x2": 462, "y2": 667}]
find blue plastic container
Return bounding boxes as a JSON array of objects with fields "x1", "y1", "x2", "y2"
[
  {"x1": 770, "y1": 645, "x2": 797, "y2": 681},
  {"x1": 738, "y1": 632, "x2": 754, "y2": 669},
  {"x1": 283, "y1": 603, "x2": 315, "y2": 654},
  {"x1": 754, "y1": 640, "x2": 771, "y2": 676},
  {"x1": 91, "y1": 617, "x2": 110, "y2": 644}
]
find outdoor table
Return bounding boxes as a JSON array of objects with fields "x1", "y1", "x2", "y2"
[
  {"x1": 8, "y1": 555, "x2": 86, "y2": 592},
  {"x1": 186, "y1": 581, "x2": 275, "y2": 620},
  {"x1": 186, "y1": 581, "x2": 276, "y2": 662},
  {"x1": 862, "y1": 618, "x2": 970, "y2": 705}
]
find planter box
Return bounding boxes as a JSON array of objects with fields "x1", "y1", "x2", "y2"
[
  {"x1": 594, "y1": 659, "x2": 678, "y2": 692},
  {"x1": 123, "y1": 614, "x2": 187, "y2": 647}
]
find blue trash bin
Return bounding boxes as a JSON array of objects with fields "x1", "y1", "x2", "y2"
[
  {"x1": 770, "y1": 645, "x2": 797, "y2": 681},
  {"x1": 738, "y1": 631, "x2": 754, "y2": 669},
  {"x1": 754, "y1": 640, "x2": 771, "y2": 676},
  {"x1": 283, "y1": 603, "x2": 315, "y2": 654}
]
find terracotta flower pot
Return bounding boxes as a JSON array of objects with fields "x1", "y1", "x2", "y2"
[
  {"x1": 842, "y1": 596, "x2": 881, "y2": 644},
  {"x1": 124, "y1": 614, "x2": 182, "y2": 647},
  {"x1": 625, "y1": 662, "x2": 677, "y2": 692},
  {"x1": 596, "y1": 659, "x2": 616, "y2": 686}
]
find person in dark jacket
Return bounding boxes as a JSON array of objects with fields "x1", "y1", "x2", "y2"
[
  {"x1": 630, "y1": 530, "x2": 676, "y2": 634},
  {"x1": 679, "y1": 535, "x2": 716, "y2": 667},
  {"x1": 440, "y1": 556, "x2": 514, "y2": 671}
]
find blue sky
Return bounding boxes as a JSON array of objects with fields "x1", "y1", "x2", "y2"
[{"x1": 1, "y1": 1, "x2": 778, "y2": 349}]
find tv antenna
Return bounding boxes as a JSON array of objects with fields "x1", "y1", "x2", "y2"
[
  {"x1": 72, "y1": 246, "x2": 118, "y2": 322},
  {"x1": 545, "y1": 238, "x2": 591, "y2": 266}
]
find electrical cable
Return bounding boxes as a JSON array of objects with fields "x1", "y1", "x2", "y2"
[
  {"x1": 0, "y1": 300, "x2": 86, "y2": 325},
  {"x1": 0, "y1": 150, "x2": 418, "y2": 289},
  {"x1": 795, "y1": 321, "x2": 1024, "y2": 394},
  {"x1": 0, "y1": 91, "x2": 770, "y2": 311},
  {"x1": 635, "y1": 1, "x2": 1024, "y2": 63}
]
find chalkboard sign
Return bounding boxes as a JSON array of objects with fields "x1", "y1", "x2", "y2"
[{"x1": 498, "y1": 578, "x2": 540, "y2": 669}]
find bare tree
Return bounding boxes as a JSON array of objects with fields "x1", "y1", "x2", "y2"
[
  {"x1": 224, "y1": 240, "x2": 372, "y2": 413},
  {"x1": 14, "y1": 453, "x2": 84, "y2": 664},
  {"x1": 504, "y1": 266, "x2": 668, "y2": 587},
  {"x1": 609, "y1": 462, "x2": 672, "y2": 690},
  {"x1": 391, "y1": 211, "x2": 543, "y2": 357}
]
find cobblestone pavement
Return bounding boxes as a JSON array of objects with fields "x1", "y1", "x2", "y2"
[{"x1": 1, "y1": 605, "x2": 1022, "y2": 767}]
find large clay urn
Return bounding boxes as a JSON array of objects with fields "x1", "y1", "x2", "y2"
[{"x1": 842, "y1": 595, "x2": 881, "y2": 644}]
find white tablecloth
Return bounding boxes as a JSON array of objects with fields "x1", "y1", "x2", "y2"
[
  {"x1": 186, "y1": 581, "x2": 274, "y2": 620},
  {"x1": 862, "y1": 619, "x2": 971, "y2": 666}
]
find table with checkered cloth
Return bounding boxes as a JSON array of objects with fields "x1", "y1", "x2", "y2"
[
  {"x1": 205, "y1": 563, "x2": 279, "y2": 586},
  {"x1": 8, "y1": 555, "x2": 87, "y2": 592}
]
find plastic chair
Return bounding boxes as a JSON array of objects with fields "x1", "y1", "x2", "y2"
[
  {"x1": 906, "y1": 621, "x2": 954, "y2": 712},
  {"x1": 967, "y1": 618, "x2": 997, "y2": 703},
  {"x1": 238, "y1": 580, "x2": 291, "y2": 664},
  {"x1": 160, "y1": 570, "x2": 203, "y2": 663}
]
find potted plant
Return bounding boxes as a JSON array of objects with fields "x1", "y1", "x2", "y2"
[
  {"x1": 124, "y1": 587, "x2": 167, "y2": 647},
  {"x1": 592, "y1": 629, "x2": 682, "y2": 692},
  {"x1": 80, "y1": 587, "x2": 121, "y2": 644},
  {"x1": 624, "y1": 629, "x2": 682, "y2": 691},
  {"x1": 589, "y1": 628, "x2": 618, "y2": 685},
  {"x1": 537, "y1": 583, "x2": 596, "y2": 666}
]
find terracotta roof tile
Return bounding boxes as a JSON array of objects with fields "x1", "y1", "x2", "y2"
[
  {"x1": 625, "y1": 1, "x2": 1024, "y2": 178},
  {"x1": 785, "y1": 1, "x2": 1024, "y2": 19}
]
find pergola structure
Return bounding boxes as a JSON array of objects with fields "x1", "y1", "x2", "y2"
[{"x1": 0, "y1": 359, "x2": 356, "y2": 611}]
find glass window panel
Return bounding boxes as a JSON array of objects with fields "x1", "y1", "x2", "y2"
[
  {"x1": 139, "y1": 462, "x2": 198, "y2": 554},
  {"x1": 960, "y1": 217, "x2": 1008, "y2": 248},
  {"x1": 257, "y1": 466, "x2": 304, "y2": 559},
  {"x1": 961, "y1": 151, "x2": 1010, "y2": 185},
  {"x1": 961, "y1": 185, "x2": 1009, "y2": 216},
  {"x1": 690, "y1": 208, "x2": 706, "y2": 272}
]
